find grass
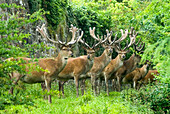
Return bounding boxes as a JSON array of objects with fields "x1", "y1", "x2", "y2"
[{"x1": 0, "y1": 80, "x2": 154, "y2": 114}]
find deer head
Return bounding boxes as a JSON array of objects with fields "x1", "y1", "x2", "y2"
[
  {"x1": 113, "y1": 28, "x2": 139, "y2": 61},
  {"x1": 128, "y1": 27, "x2": 145, "y2": 65},
  {"x1": 79, "y1": 28, "x2": 108, "y2": 61},
  {"x1": 107, "y1": 28, "x2": 130, "y2": 61},
  {"x1": 89, "y1": 27, "x2": 113, "y2": 57},
  {"x1": 36, "y1": 24, "x2": 83, "y2": 60}
]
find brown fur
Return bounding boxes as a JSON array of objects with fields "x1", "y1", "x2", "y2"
[
  {"x1": 122, "y1": 64, "x2": 149, "y2": 89},
  {"x1": 87, "y1": 47, "x2": 112, "y2": 95},
  {"x1": 101, "y1": 52, "x2": 126, "y2": 95},
  {"x1": 57, "y1": 48, "x2": 95, "y2": 97},
  {"x1": 8, "y1": 47, "x2": 73, "y2": 103},
  {"x1": 112, "y1": 53, "x2": 141, "y2": 91},
  {"x1": 137, "y1": 70, "x2": 159, "y2": 89}
]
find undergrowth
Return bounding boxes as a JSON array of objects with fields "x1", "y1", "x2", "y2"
[{"x1": 0, "y1": 80, "x2": 154, "y2": 114}]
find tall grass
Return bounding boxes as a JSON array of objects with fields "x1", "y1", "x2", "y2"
[{"x1": 0, "y1": 80, "x2": 154, "y2": 114}]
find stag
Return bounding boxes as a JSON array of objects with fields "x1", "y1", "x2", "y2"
[
  {"x1": 137, "y1": 70, "x2": 159, "y2": 89},
  {"x1": 112, "y1": 27, "x2": 145, "y2": 91},
  {"x1": 122, "y1": 63, "x2": 149, "y2": 89},
  {"x1": 8, "y1": 24, "x2": 83, "y2": 103},
  {"x1": 57, "y1": 27, "x2": 111, "y2": 97},
  {"x1": 101, "y1": 29, "x2": 137, "y2": 95},
  {"x1": 87, "y1": 27, "x2": 128, "y2": 95}
]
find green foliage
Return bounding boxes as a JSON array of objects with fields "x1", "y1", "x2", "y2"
[
  {"x1": 67, "y1": 1, "x2": 115, "y2": 56},
  {"x1": 0, "y1": 3, "x2": 46, "y2": 108},
  {"x1": 42, "y1": 0, "x2": 68, "y2": 30},
  {"x1": 138, "y1": 0, "x2": 170, "y2": 83},
  {"x1": 28, "y1": 0, "x2": 42, "y2": 14},
  {"x1": 0, "y1": 82, "x2": 154, "y2": 113},
  {"x1": 127, "y1": 83, "x2": 170, "y2": 113}
]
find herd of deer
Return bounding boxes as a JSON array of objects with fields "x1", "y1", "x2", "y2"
[{"x1": 6, "y1": 24, "x2": 159, "y2": 103}]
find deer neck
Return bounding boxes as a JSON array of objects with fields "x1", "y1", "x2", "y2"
[
  {"x1": 107, "y1": 55, "x2": 123, "y2": 73},
  {"x1": 115, "y1": 55, "x2": 123, "y2": 68},
  {"x1": 54, "y1": 53, "x2": 68, "y2": 72},
  {"x1": 94, "y1": 50, "x2": 111, "y2": 72},
  {"x1": 81, "y1": 55, "x2": 94, "y2": 69},
  {"x1": 124, "y1": 53, "x2": 136, "y2": 73},
  {"x1": 99, "y1": 50, "x2": 112, "y2": 65},
  {"x1": 89, "y1": 56, "x2": 95, "y2": 68},
  {"x1": 140, "y1": 65, "x2": 149, "y2": 78}
]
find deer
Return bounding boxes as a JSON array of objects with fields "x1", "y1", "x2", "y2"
[
  {"x1": 87, "y1": 27, "x2": 129, "y2": 95},
  {"x1": 122, "y1": 63, "x2": 149, "y2": 89},
  {"x1": 7, "y1": 24, "x2": 83, "y2": 103},
  {"x1": 112, "y1": 27, "x2": 145, "y2": 91},
  {"x1": 137, "y1": 70, "x2": 159, "y2": 89},
  {"x1": 101, "y1": 29, "x2": 137, "y2": 95},
  {"x1": 57, "y1": 27, "x2": 112, "y2": 97}
]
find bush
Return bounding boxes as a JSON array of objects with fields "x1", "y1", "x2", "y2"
[
  {"x1": 0, "y1": 3, "x2": 45, "y2": 107},
  {"x1": 128, "y1": 83, "x2": 170, "y2": 113}
]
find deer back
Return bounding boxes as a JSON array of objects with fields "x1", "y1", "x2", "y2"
[{"x1": 140, "y1": 70, "x2": 159, "y2": 84}]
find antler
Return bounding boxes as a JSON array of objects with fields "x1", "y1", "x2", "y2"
[
  {"x1": 114, "y1": 29, "x2": 128, "y2": 44},
  {"x1": 89, "y1": 27, "x2": 113, "y2": 48},
  {"x1": 122, "y1": 27, "x2": 138, "y2": 50},
  {"x1": 37, "y1": 24, "x2": 83, "y2": 46},
  {"x1": 69, "y1": 24, "x2": 78, "y2": 42},
  {"x1": 89, "y1": 27, "x2": 103, "y2": 42},
  {"x1": 107, "y1": 29, "x2": 128, "y2": 49},
  {"x1": 90, "y1": 28, "x2": 113, "y2": 48},
  {"x1": 133, "y1": 38, "x2": 145, "y2": 52},
  {"x1": 127, "y1": 27, "x2": 145, "y2": 52},
  {"x1": 107, "y1": 29, "x2": 118, "y2": 45},
  {"x1": 36, "y1": 24, "x2": 64, "y2": 45},
  {"x1": 78, "y1": 38, "x2": 91, "y2": 49},
  {"x1": 68, "y1": 25, "x2": 83, "y2": 46}
]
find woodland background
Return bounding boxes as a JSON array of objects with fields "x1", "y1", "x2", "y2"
[{"x1": 0, "y1": 0, "x2": 169, "y2": 113}]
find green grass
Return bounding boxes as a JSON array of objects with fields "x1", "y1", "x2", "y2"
[{"x1": 0, "y1": 81, "x2": 154, "y2": 114}]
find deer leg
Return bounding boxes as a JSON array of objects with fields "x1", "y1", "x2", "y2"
[
  {"x1": 105, "y1": 77, "x2": 109, "y2": 96},
  {"x1": 136, "y1": 82, "x2": 140, "y2": 90},
  {"x1": 9, "y1": 72, "x2": 21, "y2": 95},
  {"x1": 9, "y1": 79, "x2": 19, "y2": 95},
  {"x1": 81, "y1": 79, "x2": 86, "y2": 95},
  {"x1": 41, "y1": 82, "x2": 48, "y2": 99},
  {"x1": 98, "y1": 78, "x2": 102, "y2": 95},
  {"x1": 74, "y1": 76, "x2": 79, "y2": 97},
  {"x1": 59, "y1": 81, "x2": 61, "y2": 92},
  {"x1": 117, "y1": 76, "x2": 121, "y2": 91},
  {"x1": 45, "y1": 78, "x2": 52, "y2": 103},
  {"x1": 137, "y1": 81, "x2": 142, "y2": 90},
  {"x1": 59, "y1": 81, "x2": 65, "y2": 97},
  {"x1": 91, "y1": 76, "x2": 97, "y2": 95},
  {"x1": 61, "y1": 81, "x2": 65, "y2": 97},
  {"x1": 133, "y1": 80, "x2": 137, "y2": 90},
  {"x1": 112, "y1": 79, "x2": 116, "y2": 91}
]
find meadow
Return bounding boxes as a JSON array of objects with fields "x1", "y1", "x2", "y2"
[{"x1": 0, "y1": 80, "x2": 154, "y2": 114}]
